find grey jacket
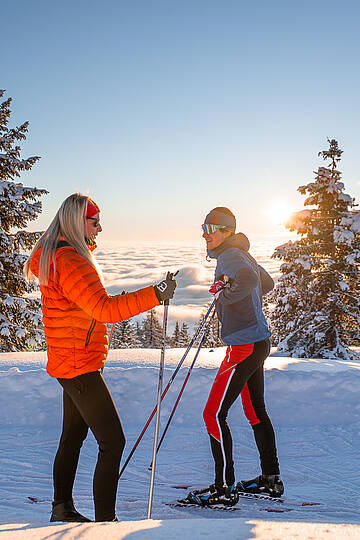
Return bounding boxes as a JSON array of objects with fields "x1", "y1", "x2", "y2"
[{"x1": 208, "y1": 233, "x2": 274, "y2": 346}]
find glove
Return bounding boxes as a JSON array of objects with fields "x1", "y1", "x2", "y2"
[
  {"x1": 154, "y1": 277, "x2": 177, "y2": 303},
  {"x1": 209, "y1": 279, "x2": 228, "y2": 300}
]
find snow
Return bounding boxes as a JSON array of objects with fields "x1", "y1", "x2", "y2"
[
  {"x1": 350, "y1": 213, "x2": 360, "y2": 234},
  {"x1": 295, "y1": 255, "x2": 311, "y2": 270},
  {"x1": 346, "y1": 252, "x2": 359, "y2": 265},
  {"x1": 339, "y1": 280, "x2": 349, "y2": 291},
  {"x1": 333, "y1": 227, "x2": 355, "y2": 245},
  {"x1": 341, "y1": 212, "x2": 360, "y2": 234},
  {"x1": 0, "y1": 348, "x2": 359, "y2": 539},
  {"x1": 1, "y1": 519, "x2": 359, "y2": 540}
]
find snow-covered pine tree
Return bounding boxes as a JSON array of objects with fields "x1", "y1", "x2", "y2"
[
  {"x1": 204, "y1": 315, "x2": 222, "y2": 348},
  {"x1": 109, "y1": 319, "x2": 138, "y2": 349},
  {"x1": 171, "y1": 321, "x2": 181, "y2": 347},
  {"x1": 195, "y1": 302, "x2": 223, "y2": 348},
  {"x1": 135, "y1": 321, "x2": 142, "y2": 346},
  {"x1": 270, "y1": 139, "x2": 360, "y2": 360},
  {"x1": 0, "y1": 90, "x2": 47, "y2": 351},
  {"x1": 141, "y1": 309, "x2": 163, "y2": 348},
  {"x1": 179, "y1": 322, "x2": 190, "y2": 347}
]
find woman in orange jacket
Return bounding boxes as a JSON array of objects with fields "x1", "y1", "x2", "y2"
[{"x1": 24, "y1": 193, "x2": 176, "y2": 523}]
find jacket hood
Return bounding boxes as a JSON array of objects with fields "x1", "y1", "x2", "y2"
[
  {"x1": 29, "y1": 238, "x2": 96, "y2": 279},
  {"x1": 207, "y1": 232, "x2": 250, "y2": 259}
]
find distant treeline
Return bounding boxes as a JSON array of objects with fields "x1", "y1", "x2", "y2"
[{"x1": 108, "y1": 304, "x2": 223, "y2": 349}]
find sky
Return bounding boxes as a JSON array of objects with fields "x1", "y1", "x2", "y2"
[{"x1": 3, "y1": 0, "x2": 360, "y2": 241}]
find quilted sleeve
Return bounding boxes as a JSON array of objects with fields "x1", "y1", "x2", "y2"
[{"x1": 56, "y1": 249, "x2": 159, "y2": 322}]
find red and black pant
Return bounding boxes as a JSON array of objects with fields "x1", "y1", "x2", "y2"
[
  {"x1": 203, "y1": 339, "x2": 279, "y2": 489},
  {"x1": 54, "y1": 371, "x2": 125, "y2": 521}
]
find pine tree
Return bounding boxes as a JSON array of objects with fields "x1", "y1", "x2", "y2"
[
  {"x1": 141, "y1": 309, "x2": 163, "y2": 348},
  {"x1": 135, "y1": 321, "x2": 143, "y2": 347},
  {"x1": 109, "y1": 319, "x2": 138, "y2": 349},
  {"x1": 270, "y1": 139, "x2": 360, "y2": 360},
  {"x1": 195, "y1": 302, "x2": 223, "y2": 347},
  {"x1": 206, "y1": 316, "x2": 223, "y2": 347},
  {"x1": 171, "y1": 321, "x2": 181, "y2": 347},
  {"x1": 179, "y1": 322, "x2": 190, "y2": 347},
  {"x1": 0, "y1": 90, "x2": 48, "y2": 351}
]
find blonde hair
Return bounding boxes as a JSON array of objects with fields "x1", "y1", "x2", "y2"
[{"x1": 24, "y1": 193, "x2": 99, "y2": 285}]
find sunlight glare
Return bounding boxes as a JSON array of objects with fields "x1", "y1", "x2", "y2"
[{"x1": 267, "y1": 203, "x2": 292, "y2": 226}]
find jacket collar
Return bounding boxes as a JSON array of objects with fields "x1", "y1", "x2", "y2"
[
  {"x1": 58, "y1": 236, "x2": 97, "y2": 252},
  {"x1": 207, "y1": 232, "x2": 250, "y2": 259}
]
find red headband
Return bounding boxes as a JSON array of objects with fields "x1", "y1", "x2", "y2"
[{"x1": 86, "y1": 199, "x2": 100, "y2": 218}]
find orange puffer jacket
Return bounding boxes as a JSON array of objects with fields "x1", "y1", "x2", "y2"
[{"x1": 30, "y1": 246, "x2": 159, "y2": 378}]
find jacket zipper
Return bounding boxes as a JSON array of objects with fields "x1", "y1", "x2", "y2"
[{"x1": 85, "y1": 318, "x2": 96, "y2": 348}]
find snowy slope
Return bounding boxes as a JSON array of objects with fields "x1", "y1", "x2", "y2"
[{"x1": 0, "y1": 348, "x2": 359, "y2": 539}]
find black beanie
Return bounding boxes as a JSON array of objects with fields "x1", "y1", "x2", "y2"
[{"x1": 204, "y1": 209, "x2": 236, "y2": 232}]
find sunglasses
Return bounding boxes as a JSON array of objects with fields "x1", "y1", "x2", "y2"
[
  {"x1": 202, "y1": 224, "x2": 227, "y2": 234},
  {"x1": 86, "y1": 216, "x2": 101, "y2": 227}
]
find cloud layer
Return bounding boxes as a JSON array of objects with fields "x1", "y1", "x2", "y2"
[{"x1": 96, "y1": 239, "x2": 283, "y2": 329}]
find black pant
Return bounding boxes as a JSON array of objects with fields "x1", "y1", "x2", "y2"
[
  {"x1": 54, "y1": 371, "x2": 125, "y2": 521},
  {"x1": 203, "y1": 339, "x2": 280, "y2": 488}
]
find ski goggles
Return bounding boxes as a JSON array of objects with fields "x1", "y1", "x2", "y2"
[{"x1": 202, "y1": 223, "x2": 227, "y2": 234}]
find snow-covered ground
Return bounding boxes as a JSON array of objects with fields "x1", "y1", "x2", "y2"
[{"x1": 0, "y1": 348, "x2": 359, "y2": 539}]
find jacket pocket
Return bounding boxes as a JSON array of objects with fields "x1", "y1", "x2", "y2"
[{"x1": 85, "y1": 318, "x2": 96, "y2": 348}]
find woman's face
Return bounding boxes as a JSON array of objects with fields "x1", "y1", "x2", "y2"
[
  {"x1": 84, "y1": 213, "x2": 102, "y2": 243},
  {"x1": 202, "y1": 228, "x2": 230, "y2": 250}
]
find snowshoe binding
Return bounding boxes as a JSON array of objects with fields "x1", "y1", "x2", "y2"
[
  {"x1": 179, "y1": 483, "x2": 239, "y2": 507},
  {"x1": 236, "y1": 474, "x2": 284, "y2": 498}
]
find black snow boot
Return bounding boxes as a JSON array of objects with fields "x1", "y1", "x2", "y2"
[
  {"x1": 236, "y1": 474, "x2": 284, "y2": 498},
  {"x1": 179, "y1": 483, "x2": 239, "y2": 507},
  {"x1": 50, "y1": 499, "x2": 92, "y2": 522}
]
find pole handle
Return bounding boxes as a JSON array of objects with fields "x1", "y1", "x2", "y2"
[
  {"x1": 164, "y1": 270, "x2": 178, "y2": 306},
  {"x1": 164, "y1": 272, "x2": 173, "y2": 306}
]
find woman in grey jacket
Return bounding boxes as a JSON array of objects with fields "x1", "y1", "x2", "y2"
[{"x1": 184, "y1": 207, "x2": 283, "y2": 507}]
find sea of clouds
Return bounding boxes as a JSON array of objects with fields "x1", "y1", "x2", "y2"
[{"x1": 96, "y1": 234, "x2": 291, "y2": 330}]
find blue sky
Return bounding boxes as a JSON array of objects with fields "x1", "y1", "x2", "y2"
[{"x1": 3, "y1": 0, "x2": 360, "y2": 241}]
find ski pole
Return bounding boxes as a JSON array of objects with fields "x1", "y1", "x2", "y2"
[
  {"x1": 108, "y1": 323, "x2": 115, "y2": 347},
  {"x1": 147, "y1": 272, "x2": 172, "y2": 518},
  {"x1": 118, "y1": 299, "x2": 216, "y2": 479},
  {"x1": 149, "y1": 307, "x2": 216, "y2": 468}
]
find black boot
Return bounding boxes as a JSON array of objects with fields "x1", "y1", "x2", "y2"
[
  {"x1": 179, "y1": 483, "x2": 239, "y2": 507},
  {"x1": 50, "y1": 500, "x2": 92, "y2": 522},
  {"x1": 237, "y1": 474, "x2": 284, "y2": 497}
]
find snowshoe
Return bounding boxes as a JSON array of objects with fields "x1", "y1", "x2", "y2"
[
  {"x1": 236, "y1": 475, "x2": 284, "y2": 498},
  {"x1": 179, "y1": 483, "x2": 239, "y2": 507}
]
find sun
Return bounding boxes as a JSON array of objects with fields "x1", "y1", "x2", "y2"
[{"x1": 266, "y1": 203, "x2": 293, "y2": 226}]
